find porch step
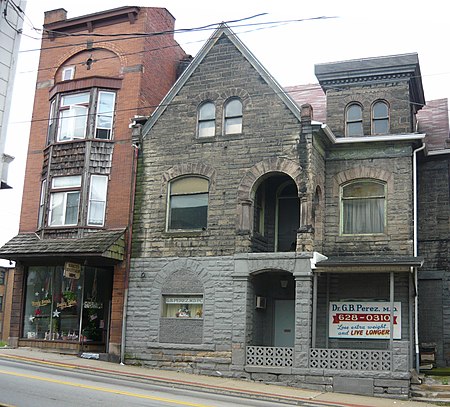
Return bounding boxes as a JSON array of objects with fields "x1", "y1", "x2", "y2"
[{"x1": 410, "y1": 382, "x2": 450, "y2": 402}]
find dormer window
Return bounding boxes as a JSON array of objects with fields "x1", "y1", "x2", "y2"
[
  {"x1": 372, "y1": 100, "x2": 389, "y2": 135},
  {"x1": 345, "y1": 103, "x2": 363, "y2": 137}
]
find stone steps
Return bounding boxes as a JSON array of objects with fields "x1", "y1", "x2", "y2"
[{"x1": 410, "y1": 381, "x2": 450, "y2": 403}]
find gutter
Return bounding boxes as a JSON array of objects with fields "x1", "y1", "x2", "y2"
[{"x1": 412, "y1": 142, "x2": 425, "y2": 372}]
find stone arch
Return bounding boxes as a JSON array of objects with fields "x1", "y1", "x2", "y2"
[{"x1": 161, "y1": 163, "x2": 216, "y2": 196}]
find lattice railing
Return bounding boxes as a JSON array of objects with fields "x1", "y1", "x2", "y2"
[
  {"x1": 309, "y1": 348, "x2": 391, "y2": 371},
  {"x1": 246, "y1": 346, "x2": 293, "y2": 367}
]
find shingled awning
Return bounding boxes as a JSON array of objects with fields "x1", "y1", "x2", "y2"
[{"x1": 0, "y1": 229, "x2": 125, "y2": 264}]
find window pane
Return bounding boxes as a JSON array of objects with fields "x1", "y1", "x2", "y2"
[
  {"x1": 49, "y1": 193, "x2": 64, "y2": 226},
  {"x1": 65, "y1": 192, "x2": 80, "y2": 225},
  {"x1": 61, "y1": 93, "x2": 89, "y2": 107},
  {"x1": 373, "y1": 119, "x2": 389, "y2": 135},
  {"x1": 95, "y1": 92, "x2": 115, "y2": 139},
  {"x1": 58, "y1": 106, "x2": 88, "y2": 141},
  {"x1": 347, "y1": 122, "x2": 363, "y2": 137},
  {"x1": 225, "y1": 99, "x2": 242, "y2": 116},
  {"x1": 343, "y1": 198, "x2": 384, "y2": 234},
  {"x1": 162, "y1": 296, "x2": 203, "y2": 318},
  {"x1": 225, "y1": 117, "x2": 242, "y2": 135},
  {"x1": 199, "y1": 102, "x2": 215, "y2": 120},
  {"x1": 88, "y1": 176, "x2": 108, "y2": 226},
  {"x1": 52, "y1": 176, "x2": 81, "y2": 188},
  {"x1": 198, "y1": 121, "x2": 215, "y2": 137},
  {"x1": 169, "y1": 193, "x2": 208, "y2": 230},
  {"x1": 373, "y1": 101, "x2": 388, "y2": 118},
  {"x1": 343, "y1": 181, "x2": 384, "y2": 198},
  {"x1": 347, "y1": 104, "x2": 362, "y2": 121},
  {"x1": 171, "y1": 177, "x2": 208, "y2": 194}
]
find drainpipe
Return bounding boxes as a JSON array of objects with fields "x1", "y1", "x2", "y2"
[
  {"x1": 413, "y1": 143, "x2": 425, "y2": 372},
  {"x1": 120, "y1": 124, "x2": 141, "y2": 365}
]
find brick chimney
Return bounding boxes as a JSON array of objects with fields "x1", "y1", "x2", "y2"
[{"x1": 44, "y1": 9, "x2": 67, "y2": 25}]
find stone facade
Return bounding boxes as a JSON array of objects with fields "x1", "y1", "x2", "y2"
[{"x1": 126, "y1": 25, "x2": 426, "y2": 398}]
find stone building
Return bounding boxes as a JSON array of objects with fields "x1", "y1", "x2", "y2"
[
  {"x1": 124, "y1": 24, "x2": 448, "y2": 397},
  {"x1": 0, "y1": 6, "x2": 187, "y2": 357}
]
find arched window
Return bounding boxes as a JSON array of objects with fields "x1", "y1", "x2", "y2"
[
  {"x1": 197, "y1": 101, "x2": 215, "y2": 138},
  {"x1": 224, "y1": 98, "x2": 242, "y2": 135},
  {"x1": 372, "y1": 100, "x2": 389, "y2": 135},
  {"x1": 167, "y1": 176, "x2": 208, "y2": 230},
  {"x1": 345, "y1": 103, "x2": 363, "y2": 137},
  {"x1": 341, "y1": 180, "x2": 386, "y2": 234}
]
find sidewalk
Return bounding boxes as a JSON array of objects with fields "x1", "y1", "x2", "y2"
[{"x1": 0, "y1": 347, "x2": 435, "y2": 406}]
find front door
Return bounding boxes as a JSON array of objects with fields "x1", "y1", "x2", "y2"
[{"x1": 274, "y1": 299, "x2": 295, "y2": 347}]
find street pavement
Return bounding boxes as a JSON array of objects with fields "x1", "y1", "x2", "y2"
[{"x1": 0, "y1": 347, "x2": 436, "y2": 406}]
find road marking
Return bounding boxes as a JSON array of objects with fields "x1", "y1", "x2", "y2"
[{"x1": 0, "y1": 369, "x2": 214, "y2": 407}]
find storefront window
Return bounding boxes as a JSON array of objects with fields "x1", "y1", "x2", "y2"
[
  {"x1": 23, "y1": 265, "x2": 112, "y2": 343},
  {"x1": 162, "y1": 295, "x2": 203, "y2": 318}
]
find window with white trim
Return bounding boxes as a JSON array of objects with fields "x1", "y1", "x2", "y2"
[
  {"x1": 345, "y1": 103, "x2": 363, "y2": 137},
  {"x1": 49, "y1": 89, "x2": 116, "y2": 144},
  {"x1": 372, "y1": 100, "x2": 389, "y2": 135},
  {"x1": 38, "y1": 179, "x2": 47, "y2": 228},
  {"x1": 341, "y1": 180, "x2": 386, "y2": 235},
  {"x1": 224, "y1": 98, "x2": 242, "y2": 135},
  {"x1": 197, "y1": 102, "x2": 215, "y2": 138},
  {"x1": 62, "y1": 66, "x2": 75, "y2": 81},
  {"x1": 87, "y1": 175, "x2": 108, "y2": 226},
  {"x1": 48, "y1": 175, "x2": 81, "y2": 227},
  {"x1": 167, "y1": 176, "x2": 208, "y2": 231}
]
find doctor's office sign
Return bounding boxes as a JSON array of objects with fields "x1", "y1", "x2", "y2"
[{"x1": 329, "y1": 302, "x2": 401, "y2": 339}]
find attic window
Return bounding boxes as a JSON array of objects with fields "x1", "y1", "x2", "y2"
[{"x1": 62, "y1": 66, "x2": 75, "y2": 81}]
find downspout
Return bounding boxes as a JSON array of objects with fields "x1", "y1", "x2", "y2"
[
  {"x1": 413, "y1": 142, "x2": 425, "y2": 372},
  {"x1": 120, "y1": 124, "x2": 141, "y2": 365}
]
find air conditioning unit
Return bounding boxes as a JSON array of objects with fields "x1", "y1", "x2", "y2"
[{"x1": 255, "y1": 296, "x2": 267, "y2": 309}]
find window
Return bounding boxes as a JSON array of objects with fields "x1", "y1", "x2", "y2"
[
  {"x1": 341, "y1": 180, "x2": 386, "y2": 234},
  {"x1": 38, "y1": 179, "x2": 47, "y2": 228},
  {"x1": 197, "y1": 102, "x2": 215, "y2": 138},
  {"x1": 48, "y1": 175, "x2": 81, "y2": 227},
  {"x1": 62, "y1": 66, "x2": 75, "y2": 81},
  {"x1": 162, "y1": 295, "x2": 203, "y2": 318},
  {"x1": 0, "y1": 295, "x2": 2, "y2": 312},
  {"x1": 168, "y1": 176, "x2": 208, "y2": 230},
  {"x1": 50, "y1": 89, "x2": 116, "y2": 143},
  {"x1": 224, "y1": 98, "x2": 242, "y2": 135},
  {"x1": 0, "y1": 270, "x2": 4, "y2": 285},
  {"x1": 87, "y1": 175, "x2": 108, "y2": 226},
  {"x1": 254, "y1": 186, "x2": 265, "y2": 236},
  {"x1": 57, "y1": 92, "x2": 90, "y2": 141},
  {"x1": 346, "y1": 103, "x2": 363, "y2": 137},
  {"x1": 372, "y1": 101, "x2": 389, "y2": 135},
  {"x1": 95, "y1": 91, "x2": 116, "y2": 139}
]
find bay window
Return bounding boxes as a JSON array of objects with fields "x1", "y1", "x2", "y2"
[
  {"x1": 57, "y1": 93, "x2": 90, "y2": 141},
  {"x1": 48, "y1": 175, "x2": 81, "y2": 227}
]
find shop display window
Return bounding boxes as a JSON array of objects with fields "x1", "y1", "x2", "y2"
[
  {"x1": 162, "y1": 295, "x2": 203, "y2": 318},
  {"x1": 23, "y1": 265, "x2": 112, "y2": 342}
]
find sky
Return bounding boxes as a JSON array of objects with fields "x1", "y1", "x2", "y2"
[{"x1": 1, "y1": 0, "x2": 449, "y2": 256}]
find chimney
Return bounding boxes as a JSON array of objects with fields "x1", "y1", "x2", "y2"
[{"x1": 44, "y1": 9, "x2": 67, "y2": 25}]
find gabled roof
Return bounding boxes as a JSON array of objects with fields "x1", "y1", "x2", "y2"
[{"x1": 141, "y1": 23, "x2": 301, "y2": 139}]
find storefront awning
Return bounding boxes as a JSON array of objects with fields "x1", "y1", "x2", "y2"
[
  {"x1": 313, "y1": 255, "x2": 424, "y2": 273},
  {"x1": 0, "y1": 229, "x2": 125, "y2": 264}
]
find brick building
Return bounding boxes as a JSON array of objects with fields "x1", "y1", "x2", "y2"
[
  {"x1": 124, "y1": 24, "x2": 448, "y2": 397},
  {"x1": 0, "y1": 6, "x2": 186, "y2": 357}
]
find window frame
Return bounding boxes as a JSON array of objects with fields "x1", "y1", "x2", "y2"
[
  {"x1": 48, "y1": 175, "x2": 82, "y2": 227},
  {"x1": 371, "y1": 100, "x2": 390, "y2": 135},
  {"x1": 87, "y1": 175, "x2": 108, "y2": 227},
  {"x1": 223, "y1": 97, "x2": 243, "y2": 135},
  {"x1": 61, "y1": 66, "x2": 75, "y2": 81},
  {"x1": 48, "y1": 88, "x2": 117, "y2": 145},
  {"x1": 340, "y1": 179, "x2": 386, "y2": 235},
  {"x1": 166, "y1": 176, "x2": 209, "y2": 232},
  {"x1": 345, "y1": 103, "x2": 363, "y2": 137},
  {"x1": 197, "y1": 101, "x2": 216, "y2": 138},
  {"x1": 38, "y1": 179, "x2": 47, "y2": 228}
]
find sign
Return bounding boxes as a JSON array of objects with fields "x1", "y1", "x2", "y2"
[
  {"x1": 165, "y1": 297, "x2": 203, "y2": 304},
  {"x1": 329, "y1": 301, "x2": 401, "y2": 339},
  {"x1": 64, "y1": 262, "x2": 81, "y2": 279}
]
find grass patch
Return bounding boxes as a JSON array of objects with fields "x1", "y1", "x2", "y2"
[{"x1": 0, "y1": 341, "x2": 8, "y2": 347}]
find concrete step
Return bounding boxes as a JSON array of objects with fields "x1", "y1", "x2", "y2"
[{"x1": 411, "y1": 383, "x2": 450, "y2": 400}]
